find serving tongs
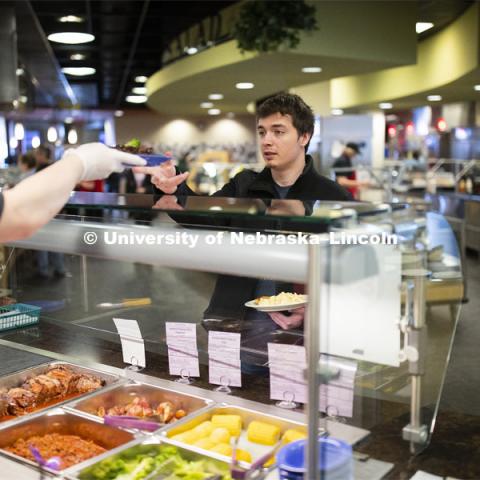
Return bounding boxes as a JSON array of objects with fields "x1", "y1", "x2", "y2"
[
  {"x1": 230, "y1": 437, "x2": 281, "y2": 480},
  {"x1": 97, "y1": 297, "x2": 152, "y2": 309},
  {"x1": 103, "y1": 414, "x2": 164, "y2": 432}
]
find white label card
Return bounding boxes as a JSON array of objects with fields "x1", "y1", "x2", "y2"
[
  {"x1": 168, "y1": 348, "x2": 200, "y2": 377},
  {"x1": 166, "y1": 322, "x2": 197, "y2": 350},
  {"x1": 113, "y1": 318, "x2": 146, "y2": 368}
]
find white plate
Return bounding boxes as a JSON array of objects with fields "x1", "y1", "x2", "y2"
[{"x1": 245, "y1": 299, "x2": 308, "y2": 312}]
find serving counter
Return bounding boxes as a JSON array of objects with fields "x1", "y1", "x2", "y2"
[{"x1": 0, "y1": 193, "x2": 469, "y2": 479}]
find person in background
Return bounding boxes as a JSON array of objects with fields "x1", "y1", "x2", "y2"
[
  {"x1": 34, "y1": 144, "x2": 52, "y2": 172},
  {"x1": 332, "y1": 142, "x2": 369, "y2": 199},
  {"x1": 18, "y1": 152, "x2": 37, "y2": 181},
  {"x1": 0, "y1": 143, "x2": 145, "y2": 243}
]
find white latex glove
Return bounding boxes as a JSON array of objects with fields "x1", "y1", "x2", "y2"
[{"x1": 64, "y1": 143, "x2": 146, "y2": 181}]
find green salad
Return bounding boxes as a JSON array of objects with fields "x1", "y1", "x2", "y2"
[{"x1": 78, "y1": 444, "x2": 233, "y2": 480}]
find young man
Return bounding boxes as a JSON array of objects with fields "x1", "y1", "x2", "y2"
[
  {"x1": 135, "y1": 93, "x2": 351, "y2": 201},
  {"x1": 0, "y1": 143, "x2": 145, "y2": 243},
  {"x1": 134, "y1": 93, "x2": 351, "y2": 331}
]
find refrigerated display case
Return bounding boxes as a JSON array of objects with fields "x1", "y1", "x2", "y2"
[{"x1": 0, "y1": 193, "x2": 465, "y2": 478}]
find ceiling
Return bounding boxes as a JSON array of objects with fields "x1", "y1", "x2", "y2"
[
  {"x1": 28, "y1": 0, "x2": 236, "y2": 109},
  {"x1": 17, "y1": 0, "x2": 475, "y2": 112}
]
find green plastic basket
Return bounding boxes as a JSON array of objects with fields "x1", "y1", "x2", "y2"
[{"x1": 0, "y1": 303, "x2": 41, "y2": 332}]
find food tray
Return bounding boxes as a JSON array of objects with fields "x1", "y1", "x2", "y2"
[
  {"x1": 0, "y1": 408, "x2": 137, "y2": 475},
  {"x1": 65, "y1": 381, "x2": 212, "y2": 431},
  {"x1": 0, "y1": 361, "x2": 124, "y2": 427},
  {"x1": 70, "y1": 437, "x2": 236, "y2": 479},
  {"x1": 0, "y1": 303, "x2": 41, "y2": 332},
  {"x1": 162, "y1": 404, "x2": 308, "y2": 467}
]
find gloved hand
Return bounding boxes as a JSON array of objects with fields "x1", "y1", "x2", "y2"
[{"x1": 64, "y1": 143, "x2": 146, "y2": 181}]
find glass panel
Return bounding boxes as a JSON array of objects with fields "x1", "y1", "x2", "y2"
[{"x1": 0, "y1": 200, "x2": 462, "y2": 457}]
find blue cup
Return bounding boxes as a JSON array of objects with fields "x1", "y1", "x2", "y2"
[{"x1": 276, "y1": 437, "x2": 353, "y2": 480}]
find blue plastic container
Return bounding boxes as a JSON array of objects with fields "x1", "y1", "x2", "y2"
[{"x1": 277, "y1": 437, "x2": 353, "y2": 480}]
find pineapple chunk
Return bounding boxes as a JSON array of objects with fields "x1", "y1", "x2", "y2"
[
  {"x1": 193, "y1": 438, "x2": 215, "y2": 450},
  {"x1": 234, "y1": 449, "x2": 252, "y2": 463},
  {"x1": 281, "y1": 429, "x2": 307, "y2": 445},
  {"x1": 191, "y1": 421, "x2": 214, "y2": 439},
  {"x1": 247, "y1": 420, "x2": 280, "y2": 446},
  {"x1": 210, "y1": 427, "x2": 231, "y2": 444},
  {"x1": 171, "y1": 431, "x2": 197, "y2": 444},
  {"x1": 210, "y1": 443, "x2": 233, "y2": 456},
  {"x1": 211, "y1": 414, "x2": 242, "y2": 436}
]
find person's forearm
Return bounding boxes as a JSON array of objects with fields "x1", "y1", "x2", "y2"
[{"x1": 0, "y1": 154, "x2": 84, "y2": 241}]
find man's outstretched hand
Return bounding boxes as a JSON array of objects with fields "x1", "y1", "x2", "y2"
[{"x1": 133, "y1": 159, "x2": 189, "y2": 194}]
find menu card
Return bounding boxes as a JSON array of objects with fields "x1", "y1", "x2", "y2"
[
  {"x1": 166, "y1": 322, "x2": 200, "y2": 377},
  {"x1": 113, "y1": 318, "x2": 146, "y2": 368},
  {"x1": 268, "y1": 343, "x2": 357, "y2": 417},
  {"x1": 208, "y1": 331, "x2": 241, "y2": 387}
]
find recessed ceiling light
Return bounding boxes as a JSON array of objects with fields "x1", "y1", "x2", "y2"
[
  {"x1": 209, "y1": 93, "x2": 224, "y2": 100},
  {"x1": 70, "y1": 53, "x2": 86, "y2": 61},
  {"x1": 208, "y1": 108, "x2": 221, "y2": 115},
  {"x1": 186, "y1": 47, "x2": 198, "y2": 55},
  {"x1": 200, "y1": 102, "x2": 214, "y2": 108},
  {"x1": 65, "y1": 116, "x2": 74, "y2": 124},
  {"x1": 114, "y1": 110, "x2": 124, "y2": 117},
  {"x1": 16, "y1": 68, "x2": 24, "y2": 76},
  {"x1": 31, "y1": 136, "x2": 41, "y2": 149},
  {"x1": 474, "y1": 85, "x2": 480, "y2": 91},
  {"x1": 68, "y1": 128, "x2": 78, "y2": 144},
  {"x1": 427, "y1": 94, "x2": 442, "y2": 101},
  {"x1": 62, "y1": 67, "x2": 96, "y2": 76},
  {"x1": 126, "y1": 95, "x2": 147, "y2": 104},
  {"x1": 416, "y1": 22, "x2": 434, "y2": 34},
  {"x1": 14, "y1": 123, "x2": 24, "y2": 140},
  {"x1": 135, "y1": 76, "x2": 148, "y2": 83},
  {"x1": 47, "y1": 126, "x2": 58, "y2": 143},
  {"x1": 132, "y1": 87, "x2": 147, "y2": 95},
  {"x1": 58, "y1": 15, "x2": 84, "y2": 23},
  {"x1": 302, "y1": 67, "x2": 322, "y2": 73},
  {"x1": 48, "y1": 32, "x2": 94, "y2": 44},
  {"x1": 331, "y1": 109, "x2": 344, "y2": 115},
  {"x1": 236, "y1": 82, "x2": 254, "y2": 89},
  {"x1": 379, "y1": 102, "x2": 393, "y2": 109}
]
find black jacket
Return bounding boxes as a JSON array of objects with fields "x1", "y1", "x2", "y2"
[
  {"x1": 174, "y1": 155, "x2": 351, "y2": 201},
  {"x1": 155, "y1": 156, "x2": 351, "y2": 322}
]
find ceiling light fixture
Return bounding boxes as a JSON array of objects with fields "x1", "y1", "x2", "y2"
[
  {"x1": 126, "y1": 95, "x2": 147, "y2": 104},
  {"x1": 236, "y1": 82, "x2": 254, "y2": 90},
  {"x1": 331, "y1": 109, "x2": 344, "y2": 116},
  {"x1": 379, "y1": 102, "x2": 393, "y2": 109},
  {"x1": 47, "y1": 126, "x2": 58, "y2": 143},
  {"x1": 185, "y1": 47, "x2": 198, "y2": 55},
  {"x1": 132, "y1": 87, "x2": 147, "y2": 95},
  {"x1": 19, "y1": 95, "x2": 28, "y2": 103},
  {"x1": 68, "y1": 128, "x2": 78, "y2": 144},
  {"x1": 58, "y1": 15, "x2": 84, "y2": 23},
  {"x1": 48, "y1": 32, "x2": 94, "y2": 45},
  {"x1": 31, "y1": 136, "x2": 41, "y2": 149},
  {"x1": 135, "y1": 76, "x2": 148, "y2": 83},
  {"x1": 416, "y1": 22, "x2": 434, "y2": 34},
  {"x1": 200, "y1": 102, "x2": 214, "y2": 108},
  {"x1": 114, "y1": 110, "x2": 124, "y2": 117},
  {"x1": 62, "y1": 67, "x2": 96, "y2": 76},
  {"x1": 14, "y1": 122, "x2": 24, "y2": 141},
  {"x1": 474, "y1": 85, "x2": 480, "y2": 91},
  {"x1": 427, "y1": 94, "x2": 442, "y2": 101},
  {"x1": 16, "y1": 68, "x2": 24, "y2": 76},
  {"x1": 302, "y1": 67, "x2": 322, "y2": 73},
  {"x1": 70, "y1": 53, "x2": 86, "y2": 61},
  {"x1": 208, "y1": 108, "x2": 221, "y2": 115},
  {"x1": 208, "y1": 93, "x2": 224, "y2": 100}
]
